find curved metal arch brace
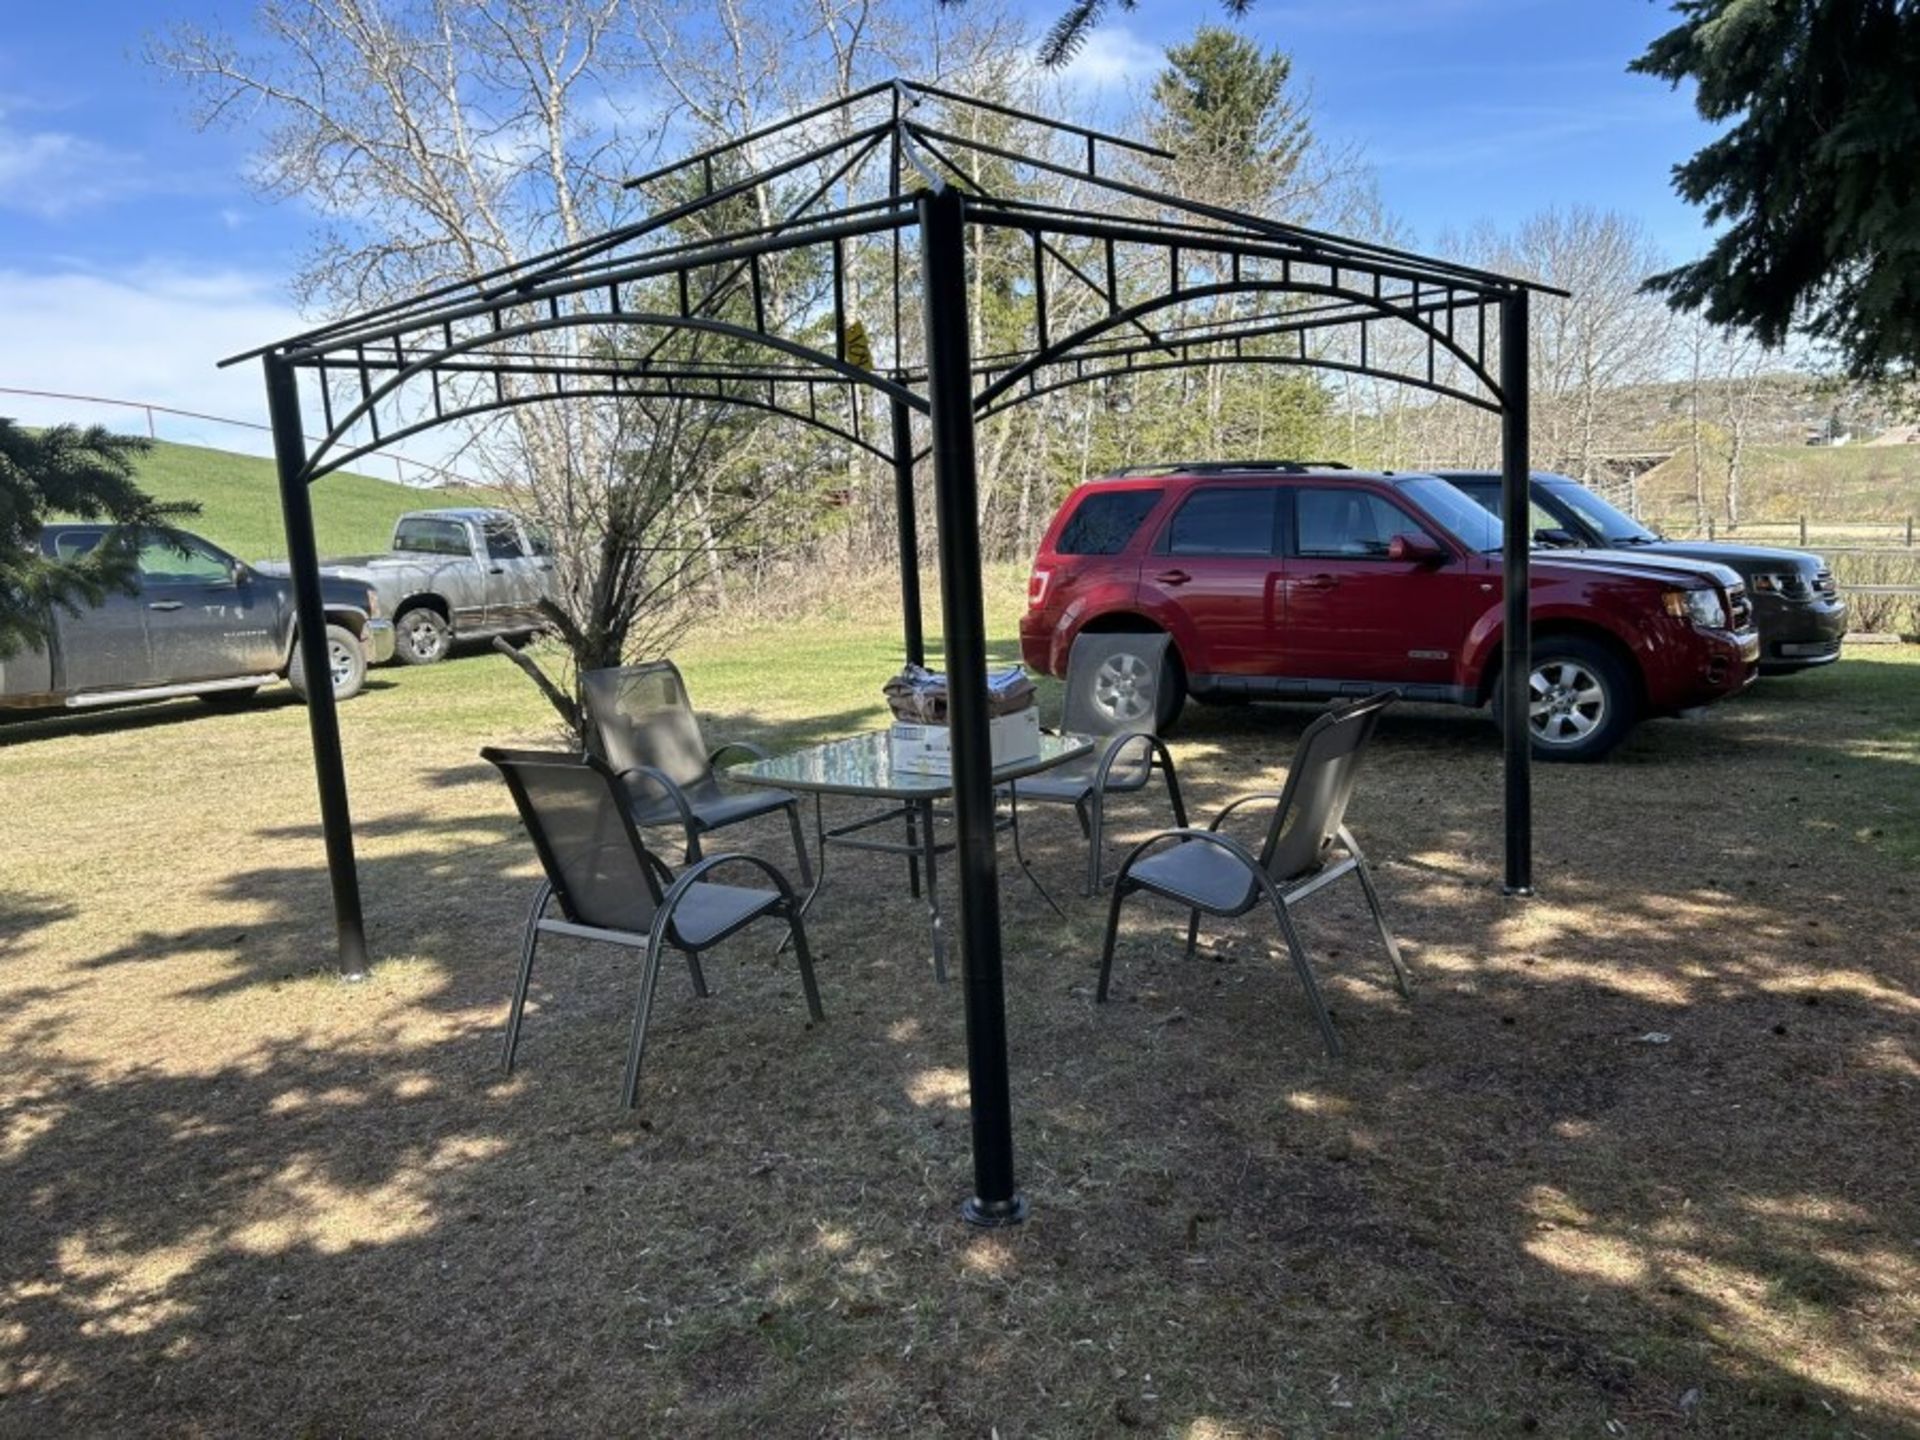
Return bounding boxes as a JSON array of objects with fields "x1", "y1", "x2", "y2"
[
  {"x1": 306, "y1": 381, "x2": 891, "y2": 483},
  {"x1": 296, "y1": 309, "x2": 925, "y2": 481},
  {"x1": 973, "y1": 278, "x2": 1502, "y2": 415},
  {"x1": 976, "y1": 348, "x2": 1501, "y2": 424}
]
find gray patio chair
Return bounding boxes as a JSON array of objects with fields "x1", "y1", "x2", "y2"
[
  {"x1": 582, "y1": 659, "x2": 812, "y2": 886},
  {"x1": 1095, "y1": 690, "x2": 1412, "y2": 1057},
  {"x1": 1008, "y1": 632, "x2": 1186, "y2": 896},
  {"x1": 482, "y1": 746, "x2": 823, "y2": 1109}
]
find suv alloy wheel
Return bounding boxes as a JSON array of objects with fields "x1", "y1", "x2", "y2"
[{"x1": 1515, "y1": 635, "x2": 1634, "y2": 763}]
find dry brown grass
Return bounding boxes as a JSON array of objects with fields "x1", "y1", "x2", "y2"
[{"x1": 2, "y1": 619, "x2": 1917, "y2": 1438}]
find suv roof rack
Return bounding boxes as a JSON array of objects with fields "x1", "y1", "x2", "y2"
[{"x1": 1108, "y1": 459, "x2": 1355, "y2": 478}]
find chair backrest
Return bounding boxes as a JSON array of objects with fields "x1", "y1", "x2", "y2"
[
  {"x1": 581, "y1": 660, "x2": 712, "y2": 791},
  {"x1": 482, "y1": 746, "x2": 665, "y2": 935},
  {"x1": 1258, "y1": 690, "x2": 1398, "y2": 881}
]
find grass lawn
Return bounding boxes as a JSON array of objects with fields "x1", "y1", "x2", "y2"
[
  {"x1": 1639, "y1": 443, "x2": 1920, "y2": 535},
  {"x1": 107, "y1": 436, "x2": 499, "y2": 562},
  {"x1": 2, "y1": 592, "x2": 1917, "y2": 1437}
]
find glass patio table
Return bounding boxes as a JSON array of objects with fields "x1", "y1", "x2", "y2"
[{"x1": 729, "y1": 730, "x2": 1094, "y2": 982}]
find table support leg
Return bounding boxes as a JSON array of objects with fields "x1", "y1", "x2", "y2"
[
  {"x1": 917, "y1": 798, "x2": 947, "y2": 985},
  {"x1": 904, "y1": 804, "x2": 922, "y2": 899},
  {"x1": 1006, "y1": 787, "x2": 1065, "y2": 919}
]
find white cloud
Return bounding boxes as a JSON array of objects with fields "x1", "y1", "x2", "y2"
[
  {"x1": 0, "y1": 121, "x2": 146, "y2": 218},
  {"x1": 1053, "y1": 25, "x2": 1162, "y2": 96},
  {"x1": 0, "y1": 265, "x2": 479, "y2": 479},
  {"x1": 0, "y1": 266, "x2": 305, "y2": 454}
]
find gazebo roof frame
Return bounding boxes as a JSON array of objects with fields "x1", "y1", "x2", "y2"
[{"x1": 235, "y1": 78, "x2": 1553, "y2": 1228}]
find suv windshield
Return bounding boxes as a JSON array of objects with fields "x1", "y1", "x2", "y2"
[
  {"x1": 1547, "y1": 483, "x2": 1659, "y2": 545},
  {"x1": 1395, "y1": 476, "x2": 1503, "y2": 552}
]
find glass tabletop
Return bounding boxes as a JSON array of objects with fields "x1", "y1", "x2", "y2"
[{"x1": 729, "y1": 729, "x2": 1094, "y2": 799}]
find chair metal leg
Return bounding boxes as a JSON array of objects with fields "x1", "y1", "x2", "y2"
[
  {"x1": 684, "y1": 949, "x2": 710, "y2": 998},
  {"x1": 1095, "y1": 880, "x2": 1132, "y2": 1002},
  {"x1": 784, "y1": 801, "x2": 815, "y2": 888},
  {"x1": 683, "y1": 826, "x2": 703, "y2": 866},
  {"x1": 1085, "y1": 792, "x2": 1105, "y2": 898},
  {"x1": 1347, "y1": 839, "x2": 1413, "y2": 998},
  {"x1": 501, "y1": 880, "x2": 553, "y2": 1072},
  {"x1": 1072, "y1": 797, "x2": 1092, "y2": 839},
  {"x1": 1271, "y1": 897, "x2": 1342, "y2": 1058},
  {"x1": 621, "y1": 933, "x2": 671, "y2": 1109},
  {"x1": 1184, "y1": 909, "x2": 1201, "y2": 960},
  {"x1": 786, "y1": 903, "x2": 826, "y2": 1023}
]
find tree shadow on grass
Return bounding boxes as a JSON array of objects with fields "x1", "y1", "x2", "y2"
[{"x1": 6, "y1": 679, "x2": 1919, "y2": 1434}]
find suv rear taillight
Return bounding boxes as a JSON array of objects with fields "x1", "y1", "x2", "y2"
[{"x1": 1028, "y1": 567, "x2": 1051, "y2": 609}]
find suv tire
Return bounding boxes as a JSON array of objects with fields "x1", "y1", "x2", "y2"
[
  {"x1": 1155, "y1": 647, "x2": 1188, "y2": 733},
  {"x1": 289, "y1": 623, "x2": 369, "y2": 703},
  {"x1": 395, "y1": 607, "x2": 452, "y2": 665},
  {"x1": 1498, "y1": 635, "x2": 1635, "y2": 763}
]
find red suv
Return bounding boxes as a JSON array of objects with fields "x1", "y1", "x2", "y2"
[{"x1": 1021, "y1": 462, "x2": 1760, "y2": 761}]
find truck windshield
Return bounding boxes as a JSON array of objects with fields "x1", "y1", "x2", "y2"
[
  {"x1": 1395, "y1": 477, "x2": 1504, "y2": 552},
  {"x1": 1547, "y1": 483, "x2": 1660, "y2": 545}
]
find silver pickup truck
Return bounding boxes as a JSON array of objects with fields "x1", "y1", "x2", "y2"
[
  {"x1": 259, "y1": 508, "x2": 552, "y2": 665},
  {"x1": 1, "y1": 524, "x2": 395, "y2": 713}
]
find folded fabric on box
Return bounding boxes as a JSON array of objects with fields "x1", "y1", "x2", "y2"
[{"x1": 883, "y1": 665, "x2": 1036, "y2": 723}]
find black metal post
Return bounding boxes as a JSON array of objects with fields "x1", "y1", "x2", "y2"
[
  {"x1": 265, "y1": 356, "x2": 371, "y2": 978},
  {"x1": 890, "y1": 396, "x2": 926, "y2": 667},
  {"x1": 1499, "y1": 291, "x2": 1533, "y2": 896},
  {"x1": 917, "y1": 185, "x2": 1026, "y2": 1227}
]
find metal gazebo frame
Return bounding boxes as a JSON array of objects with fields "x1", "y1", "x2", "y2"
[{"x1": 229, "y1": 78, "x2": 1561, "y2": 1227}]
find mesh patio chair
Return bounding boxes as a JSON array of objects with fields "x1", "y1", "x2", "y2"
[
  {"x1": 1095, "y1": 690, "x2": 1412, "y2": 1057},
  {"x1": 582, "y1": 659, "x2": 812, "y2": 886},
  {"x1": 1008, "y1": 632, "x2": 1187, "y2": 896},
  {"x1": 482, "y1": 746, "x2": 823, "y2": 1109}
]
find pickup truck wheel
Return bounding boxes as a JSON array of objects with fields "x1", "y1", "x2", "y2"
[
  {"x1": 1499, "y1": 636, "x2": 1634, "y2": 763},
  {"x1": 289, "y1": 624, "x2": 368, "y2": 703},
  {"x1": 394, "y1": 608, "x2": 451, "y2": 665}
]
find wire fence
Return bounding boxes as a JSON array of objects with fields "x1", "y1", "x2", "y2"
[{"x1": 0, "y1": 385, "x2": 480, "y2": 488}]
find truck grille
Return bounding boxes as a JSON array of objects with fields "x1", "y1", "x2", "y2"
[{"x1": 1728, "y1": 584, "x2": 1753, "y2": 632}]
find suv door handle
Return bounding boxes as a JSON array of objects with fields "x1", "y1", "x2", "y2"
[
  {"x1": 1295, "y1": 573, "x2": 1339, "y2": 591},
  {"x1": 1153, "y1": 569, "x2": 1191, "y2": 586},
  {"x1": 147, "y1": 600, "x2": 184, "y2": 611}
]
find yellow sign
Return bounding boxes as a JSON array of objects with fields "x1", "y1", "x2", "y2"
[{"x1": 842, "y1": 319, "x2": 873, "y2": 371}]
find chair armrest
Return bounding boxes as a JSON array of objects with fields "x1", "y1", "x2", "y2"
[
  {"x1": 1093, "y1": 730, "x2": 1172, "y2": 790},
  {"x1": 707, "y1": 740, "x2": 770, "y2": 768},
  {"x1": 616, "y1": 764, "x2": 698, "y2": 831},
  {"x1": 652, "y1": 850, "x2": 801, "y2": 935},
  {"x1": 1208, "y1": 791, "x2": 1286, "y2": 833}
]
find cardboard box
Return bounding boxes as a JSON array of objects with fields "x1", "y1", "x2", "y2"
[{"x1": 889, "y1": 706, "x2": 1041, "y2": 776}]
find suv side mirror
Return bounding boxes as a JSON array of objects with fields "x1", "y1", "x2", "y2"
[
  {"x1": 1534, "y1": 526, "x2": 1578, "y2": 547},
  {"x1": 1388, "y1": 533, "x2": 1446, "y2": 565},
  {"x1": 230, "y1": 560, "x2": 252, "y2": 585}
]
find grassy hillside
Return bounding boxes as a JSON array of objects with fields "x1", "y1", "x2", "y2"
[
  {"x1": 1638, "y1": 443, "x2": 1920, "y2": 530},
  {"x1": 117, "y1": 438, "x2": 499, "y2": 561}
]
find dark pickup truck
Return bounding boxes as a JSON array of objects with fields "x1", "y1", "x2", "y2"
[{"x1": 0, "y1": 524, "x2": 395, "y2": 713}]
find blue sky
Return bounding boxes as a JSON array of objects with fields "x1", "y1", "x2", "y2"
[{"x1": 0, "y1": 0, "x2": 1713, "y2": 454}]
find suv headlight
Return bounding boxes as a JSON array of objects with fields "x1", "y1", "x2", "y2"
[
  {"x1": 1749, "y1": 571, "x2": 1809, "y2": 598},
  {"x1": 1662, "y1": 586, "x2": 1726, "y2": 629}
]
